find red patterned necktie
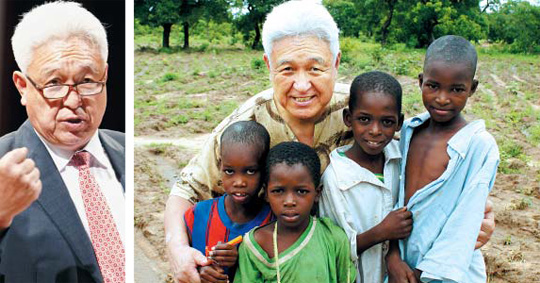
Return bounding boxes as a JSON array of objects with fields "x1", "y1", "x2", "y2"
[{"x1": 71, "y1": 151, "x2": 125, "y2": 283}]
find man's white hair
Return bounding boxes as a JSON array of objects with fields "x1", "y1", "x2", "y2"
[
  {"x1": 11, "y1": 1, "x2": 108, "y2": 73},
  {"x1": 262, "y1": 0, "x2": 339, "y2": 63}
]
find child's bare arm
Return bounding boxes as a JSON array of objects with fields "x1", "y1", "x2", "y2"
[
  {"x1": 386, "y1": 240, "x2": 418, "y2": 283},
  {"x1": 199, "y1": 265, "x2": 228, "y2": 283},
  {"x1": 355, "y1": 207, "x2": 412, "y2": 254},
  {"x1": 208, "y1": 242, "x2": 238, "y2": 267}
]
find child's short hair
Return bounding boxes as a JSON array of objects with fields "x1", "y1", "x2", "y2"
[
  {"x1": 424, "y1": 35, "x2": 477, "y2": 78},
  {"x1": 220, "y1": 121, "x2": 271, "y2": 161},
  {"x1": 349, "y1": 71, "x2": 403, "y2": 114},
  {"x1": 265, "y1": 141, "x2": 321, "y2": 188}
]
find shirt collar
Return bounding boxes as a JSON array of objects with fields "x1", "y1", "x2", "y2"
[
  {"x1": 408, "y1": 111, "x2": 431, "y2": 128},
  {"x1": 447, "y1": 120, "x2": 486, "y2": 158},
  {"x1": 329, "y1": 143, "x2": 401, "y2": 191},
  {"x1": 407, "y1": 112, "x2": 486, "y2": 158},
  {"x1": 35, "y1": 130, "x2": 107, "y2": 171}
]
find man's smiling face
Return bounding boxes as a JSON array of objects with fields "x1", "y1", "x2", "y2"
[{"x1": 265, "y1": 36, "x2": 340, "y2": 124}]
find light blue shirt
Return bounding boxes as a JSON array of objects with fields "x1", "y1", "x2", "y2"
[{"x1": 398, "y1": 112, "x2": 499, "y2": 283}]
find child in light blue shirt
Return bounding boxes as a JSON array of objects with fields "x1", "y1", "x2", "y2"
[{"x1": 391, "y1": 35, "x2": 499, "y2": 282}]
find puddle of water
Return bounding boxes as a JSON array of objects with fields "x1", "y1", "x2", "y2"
[
  {"x1": 134, "y1": 134, "x2": 211, "y2": 152},
  {"x1": 156, "y1": 158, "x2": 179, "y2": 189}
]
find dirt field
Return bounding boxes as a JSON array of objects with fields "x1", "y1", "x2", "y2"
[{"x1": 134, "y1": 45, "x2": 540, "y2": 282}]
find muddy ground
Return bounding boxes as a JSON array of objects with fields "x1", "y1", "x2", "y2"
[{"x1": 134, "y1": 48, "x2": 540, "y2": 282}]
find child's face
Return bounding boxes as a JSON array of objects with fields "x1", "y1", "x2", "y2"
[
  {"x1": 266, "y1": 163, "x2": 319, "y2": 230},
  {"x1": 419, "y1": 60, "x2": 478, "y2": 123},
  {"x1": 220, "y1": 143, "x2": 262, "y2": 204},
  {"x1": 344, "y1": 92, "x2": 402, "y2": 156}
]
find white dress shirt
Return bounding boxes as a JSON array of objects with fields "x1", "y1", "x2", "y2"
[
  {"x1": 319, "y1": 141, "x2": 401, "y2": 283},
  {"x1": 36, "y1": 130, "x2": 125, "y2": 244}
]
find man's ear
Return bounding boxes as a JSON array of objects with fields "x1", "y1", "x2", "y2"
[
  {"x1": 263, "y1": 54, "x2": 271, "y2": 71},
  {"x1": 334, "y1": 51, "x2": 341, "y2": 71},
  {"x1": 418, "y1": 73, "x2": 423, "y2": 89},
  {"x1": 263, "y1": 54, "x2": 272, "y2": 81},
  {"x1": 104, "y1": 64, "x2": 109, "y2": 81},
  {"x1": 13, "y1": 71, "x2": 29, "y2": 106},
  {"x1": 470, "y1": 79, "x2": 479, "y2": 97},
  {"x1": 343, "y1": 108, "x2": 352, "y2": 127}
]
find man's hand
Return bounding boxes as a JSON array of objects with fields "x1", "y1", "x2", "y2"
[
  {"x1": 386, "y1": 250, "x2": 417, "y2": 283},
  {"x1": 0, "y1": 148, "x2": 41, "y2": 228},
  {"x1": 199, "y1": 264, "x2": 228, "y2": 283},
  {"x1": 167, "y1": 244, "x2": 210, "y2": 283},
  {"x1": 475, "y1": 199, "x2": 495, "y2": 249},
  {"x1": 208, "y1": 242, "x2": 238, "y2": 268}
]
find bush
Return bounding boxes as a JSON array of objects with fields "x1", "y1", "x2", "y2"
[
  {"x1": 250, "y1": 58, "x2": 265, "y2": 70},
  {"x1": 161, "y1": 73, "x2": 178, "y2": 82}
]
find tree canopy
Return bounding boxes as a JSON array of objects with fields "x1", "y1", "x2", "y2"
[{"x1": 134, "y1": 0, "x2": 540, "y2": 53}]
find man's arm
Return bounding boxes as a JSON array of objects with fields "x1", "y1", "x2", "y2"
[
  {"x1": 164, "y1": 125, "x2": 225, "y2": 282},
  {"x1": 0, "y1": 148, "x2": 41, "y2": 230},
  {"x1": 476, "y1": 199, "x2": 495, "y2": 249},
  {"x1": 165, "y1": 195, "x2": 209, "y2": 283},
  {"x1": 163, "y1": 92, "x2": 266, "y2": 281}
]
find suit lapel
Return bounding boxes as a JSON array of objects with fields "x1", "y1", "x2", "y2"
[
  {"x1": 16, "y1": 121, "x2": 103, "y2": 282},
  {"x1": 99, "y1": 130, "x2": 125, "y2": 190}
]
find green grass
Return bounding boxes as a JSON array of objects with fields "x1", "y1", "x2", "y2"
[
  {"x1": 161, "y1": 72, "x2": 179, "y2": 82},
  {"x1": 145, "y1": 143, "x2": 174, "y2": 155},
  {"x1": 498, "y1": 139, "x2": 528, "y2": 174},
  {"x1": 338, "y1": 38, "x2": 424, "y2": 80}
]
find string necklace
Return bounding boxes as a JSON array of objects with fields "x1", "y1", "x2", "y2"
[
  {"x1": 272, "y1": 221, "x2": 281, "y2": 283},
  {"x1": 271, "y1": 218, "x2": 350, "y2": 282}
]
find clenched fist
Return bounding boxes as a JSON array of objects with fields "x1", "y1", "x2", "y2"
[{"x1": 0, "y1": 147, "x2": 42, "y2": 229}]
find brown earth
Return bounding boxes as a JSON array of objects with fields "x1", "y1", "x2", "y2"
[{"x1": 134, "y1": 50, "x2": 540, "y2": 282}]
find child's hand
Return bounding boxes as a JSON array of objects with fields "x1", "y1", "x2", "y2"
[
  {"x1": 199, "y1": 264, "x2": 228, "y2": 283},
  {"x1": 378, "y1": 207, "x2": 413, "y2": 240},
  {"x1": 208, "y1": 242, "x2": 238, "y2": 267},
  {"x1": 386, "y1": 251, "x2": 417, "y2": 283}
]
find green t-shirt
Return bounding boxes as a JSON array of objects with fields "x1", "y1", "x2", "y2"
[{"x1": 234, "y1": 217, "x2": 356, "y2": 283}]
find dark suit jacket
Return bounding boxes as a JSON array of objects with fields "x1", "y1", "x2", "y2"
[{"x1": 0, "y1": 120, "x2": 125, "y2": 283}]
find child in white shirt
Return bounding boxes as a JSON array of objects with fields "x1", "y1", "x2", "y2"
[{"x1": 319, "y1": 71, "x2": 413, "y2": 282}]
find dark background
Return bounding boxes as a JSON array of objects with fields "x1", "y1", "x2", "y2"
[{"x1": 0, "y1": 0, "x2": 125, "y2": 135}]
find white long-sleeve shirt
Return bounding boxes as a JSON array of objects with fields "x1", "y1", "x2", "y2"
[{"x1": 319, "y1": 141, "x2": 401, "y2": 283}]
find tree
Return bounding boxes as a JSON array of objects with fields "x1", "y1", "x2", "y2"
[
  {"x1": 391, "y1": 0, "x2": 484, "y2": 47},
  {"x1": 135, "y1": 0, "x2": 181, "y2": 48},
  {"x1": 135, "y1": 0, "x2": 230, "y2": 49},
  {"x1": 324, "y1": 0, "x2": 362, "y2": 37},
  {"x1": 380, "y1": 0, "x2": 397, "y2": 45},
  {"x1": 234, "y1": 0, "x2": 285, "y2": 49},
  {"x1": 487, "y1": 1, "x2": 540, "y2": 53}
]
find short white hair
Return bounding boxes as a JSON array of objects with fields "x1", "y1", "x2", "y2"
[
  {"x1": 262, "y1": 0, "x2": 339, "y2": 63},
  {"x1": 11, "y1": 1, "x2": 108, "y2": 73}
]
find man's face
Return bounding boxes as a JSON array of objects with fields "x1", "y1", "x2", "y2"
[
  {"x1": 14, "y1": 37, "x2": 107, "y2": 151},
  {"x1": 264, "y1": 36, "x2": 340, "y2": 124}
]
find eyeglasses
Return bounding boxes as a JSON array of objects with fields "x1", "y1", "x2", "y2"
[{"x1": 25, "y1": 74, "x2": 106, "y2": 99}]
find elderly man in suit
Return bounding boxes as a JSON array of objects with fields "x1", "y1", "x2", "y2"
[{"x1": 0, "y1": 2, "x2": 124, "y2": 282}]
